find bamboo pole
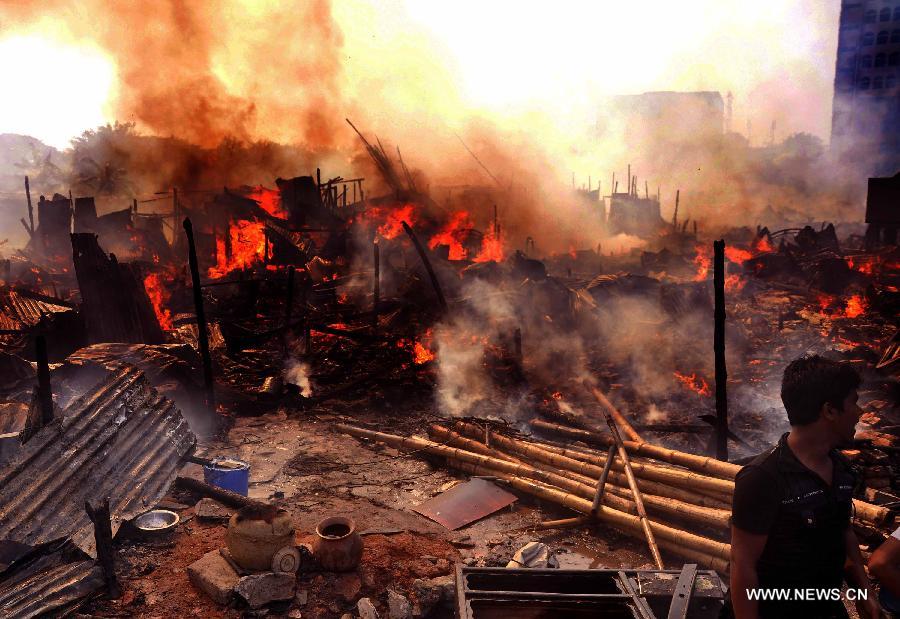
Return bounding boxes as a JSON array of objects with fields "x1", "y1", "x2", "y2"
[
  {"x1": 341, "y1": 424, "x2": 730, "y2": 531},
  {"x1": 531, "y1": 418, "x2": 740, "y2": 479},
  {"x1": 452, "y1": 421, "x2": 734, "y2": 496},
  {"x1": 530, "y1": 419, "x2": 889, "y2": 526},
  {"x1": 428, "y1": 425, "x2": 525, "y2": 464},
  {"x1": 603, "y1": 411, "x2": 664, "y2": 568},
  {"x1": 585, "y1": 385, "x2": 643, "y2": 443},
  {"x1": 447, "y1": 459, "x2": 730, "y2": 571}
]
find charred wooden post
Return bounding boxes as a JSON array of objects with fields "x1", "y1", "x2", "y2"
[
  {"x1": 401, "y1": 221, "x2": 448, "y2": 313},
  {"x1": 183, "y1": 218, "x2": 215, "y2": 413},
  {"x1": 513, "y1": 328, "x2": 522, "y2": 362},
  {"x1": 85, "y1": 498, "x2": 121, "y2": 599},
  {"x1": 713, "y1": 240, "x2": 728, "y2": 461},
  {"x1": 283, "y1": 266, "x2": 295, "y2": 350},
  {"x1": 35, "y1": 334, "x2": 53, "y2": 425},
  {"x1": 25, "y1": 176, "x2": 34, "y2": 234},
  {"x1": 673, "y1": 189, "x2": 680, "y2": 228},
  {"x1": 372, "y1": 239, "x2": 380, "y2": 331}
]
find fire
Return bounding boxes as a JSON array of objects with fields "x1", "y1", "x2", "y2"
[
  {"x1": 693, "y1": 245, "x2": 711, "y2": 281},
  {"x1": 724, "y1": 274, "x2": 745, "y2": 292},
  {"x1": 815, "y1": 293, "x2": 868, "y2": 318},
  {"x1": 208, "y1": 219, "x2": 268, "y2": 278},
  {"x1": 247, "y1": 185, "x2": 285, "y2": 218},
  {"x1": 752, "y1": 235, "x2": 773, "y2": 253},
  {"x1": 474, "y1": 224, "x2": 504, "y2": 263},
  {"x1": 673, "y1": 371, "x2": 711, "y2": 397},
  {"x1": 143, "y1": 272, "x2": 172, "y2": 330},
  {"x1": 413, "y1": 341, "x2": 436, "y2": 364},
  {"x1": 378, "y1": 204, "x2": 417, "y2": 239},
  {"x1": 429, "y1": 211, "x2": 472, "y2": 260},
  {"x1": 724, "y1": 246, "x2": 753, "y2": 264}
]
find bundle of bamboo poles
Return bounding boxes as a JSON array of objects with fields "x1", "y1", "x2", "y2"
[
  {"x1": 528, "y1": 418, "x2": 892, "y2": 528},
  {"x1": 335, "y1": 422, "x2": 732, "y2": 572}
]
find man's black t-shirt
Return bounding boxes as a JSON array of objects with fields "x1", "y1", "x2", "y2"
[{"x1": 728, "y1": 433, "x2": 857, "y2": 618}]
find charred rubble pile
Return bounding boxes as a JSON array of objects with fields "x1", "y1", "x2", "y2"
[{"x1": 0, "y1": 142, "x2": 898, "y2": 616}]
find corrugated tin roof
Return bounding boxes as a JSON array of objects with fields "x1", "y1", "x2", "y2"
[
  {"x1": 0, "y1": 287, "x2": 73, "y2": 332},
  {"x1": 0, "y1": 364, "x2": 196, "y2": 557},
  {"x1": 0, "y1": 541, "x2": 103, "y2": 619}
]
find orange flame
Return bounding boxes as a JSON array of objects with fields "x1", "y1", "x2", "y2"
[
  {"x1": 693, "y1": 245, "x2": 711, "y2": 281},
  {"x1": 208, "y1": 219, "x2": 268, "y2": 278},
  {"x1": 815, "y1": 293, "x2": 868, "y2": 318},
  {"x1": 474, "y1": 224, "x2": 504, "y2": 263},
  {"x1": 378, "y1": 204, "x2": 417, "y2": 239},
  {"x1": 724, "y1": 274, "x2": 746, "y2": 292},
  {"x1": 413, "y1": 340, "x2": 436, "y2": 364},
  {"x1": 753, "y1": 235, "x2": 773, "y2": 253},
  {"x1": 724, "y1": 246, "x2": 753, "y2": 264},
  {"x1": 429, "y1": 211, "x2": 472, "y2": 260},
  {"x1": 673, "y1": 371, "x2": 711, "y2": 397},
  {"x1": 247, "y1": 185, "x2": 285, "y2": 218},
  {"x1": 143, "y1": 272, "x2": 173, "y2": 330}
]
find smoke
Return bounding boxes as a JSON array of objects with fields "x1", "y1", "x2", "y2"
[{"x1": 284, "y1": 357, "x2": 313, "y2": 397}]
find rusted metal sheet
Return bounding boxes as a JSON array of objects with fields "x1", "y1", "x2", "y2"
[
  {"x1": 0, "y1": 541, "x2": 103, "y2": 619},
  {"x1": 413, "y1": 478, "x2": 517, "y2": 530},
  {"x1": 0, "y1": 364, "x2": 196, "y2": 557},
  {"x1": 0, "y1": 287, "x2": 73, "y2": 332}
]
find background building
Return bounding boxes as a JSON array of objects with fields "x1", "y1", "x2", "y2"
[{"x1": 831, "y1": 0, "x2": 900, "y2": 176}]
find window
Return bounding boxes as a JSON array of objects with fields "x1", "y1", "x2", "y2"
[
  {"x1": 863, "y1": 31, "x2": 875, "y2": 45},
  {"x1": 887, "y1": 75, "x2": 897, "y2": 88},
  {"x1": 895, "y1": 7, "x2": 900, "y2": 20},
  {"x1": 874, "y1": 76, "x2": 884, "y2": 88},
  {"x1": 860, "y1": 76, "x2": 871, "y2": 89},
  {"x1": 878, "y1": 30, "x2": 889, "y2": 44},
  {"x1": 881, "y1": 7, "x2": 892, "y2": 21},
  {"x1": 890, "y1": 52, "x2": 900, "y2": 66},
  {"x1": 862, "y1": 54, "x2": 874, "y2": 67},
  {"x1": 892, "y1": 29, "x2": 900, "y2": 42},
  {"x1": 866, "y1": 9, "x2": 877, "y2": 22},
  {"x1": 876, "y1": 52, "x2": 887, "y2": 66}
]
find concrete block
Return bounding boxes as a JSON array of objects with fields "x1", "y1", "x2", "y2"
[{"x1": 187, "y1": 548, "x2": 239, "y2": 605}]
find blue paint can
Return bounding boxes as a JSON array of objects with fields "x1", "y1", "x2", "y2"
[{"x1": 203, "y1": 458, "x2": 250, "y2": 496}]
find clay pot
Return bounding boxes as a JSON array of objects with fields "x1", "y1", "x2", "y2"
[
  {"x1": 312, "y1": 516, "x2": 363, "y2": 572},
  {"x1": 225, "y1": 506, "x2": 295, "y2": 571}
]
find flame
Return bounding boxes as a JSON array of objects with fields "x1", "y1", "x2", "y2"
[
  {"x1": 752, "y1": 235, "x2": 773, "y2": 253},
  {"x1": 429, "y1": 211, "x2": 472, "y2": 260},
  {"x1": 724, "y1": 246, "x2": 753, "y2": 264},
  {"x1": 378, "y1": 204, "x2": 417, "y2": 239},
  {"x1": 724, "y1": 273, "x2": 745, "y2": 292},
  {"x1": 248, "y1": 185, "x2": 285, "y2": 218},
  {"x1": 397, "y1": 328, "x2": 436, "y2": 364},
  {"x1": 815, "y1": 293, "x2": 868, "y2": 318},
  {"x1": 673, "y1": 371, "x2": 711, "y2": 397},
  {"x1": 208, "y1": 219, "x2": 268, "y2": 278},
  {"x1": 693, "y1": 245, "x2": 711, "y2": 281},
  {"x1": 473, "y1": 224, "x2": 504, "y2": 263},
  {"x1": 143, "y1": 272, "x2": 172, "y2": 330}
]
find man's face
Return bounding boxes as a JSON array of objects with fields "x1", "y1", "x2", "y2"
[{"x1": 826, "y1": 389, "x2": 862, "y2": 444}]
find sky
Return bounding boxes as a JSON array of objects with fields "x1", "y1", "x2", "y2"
[{"x1": 0, "y1": 0, "x2": 841, "y2": 150}]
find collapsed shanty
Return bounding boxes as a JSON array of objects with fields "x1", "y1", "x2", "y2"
[{"x1": 0, "y1": 115, "x2": 898, "y2": 618}]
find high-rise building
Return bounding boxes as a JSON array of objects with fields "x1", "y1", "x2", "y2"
[{"x1": 831, "y1": 1, "x2": 900, "y2": 175}]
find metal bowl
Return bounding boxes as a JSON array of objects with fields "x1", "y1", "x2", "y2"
[{"x1": 134, "y1": 509, "x2": 180, "y2": 532}]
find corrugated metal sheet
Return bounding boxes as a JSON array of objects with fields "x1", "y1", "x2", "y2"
[
  {"x1": 0, "y1": 288, "x2": 73, "y2": 332},
  {"x1": 0, "y1": 364, "x2": 196, "y2": 557},
  {"x1": 0, "y1": 541, "x2": 103, "y2": 619}
]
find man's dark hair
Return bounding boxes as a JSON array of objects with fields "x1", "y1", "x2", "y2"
[{"x1": 781, "y1": 355, "x2": 861, "y2": 425}]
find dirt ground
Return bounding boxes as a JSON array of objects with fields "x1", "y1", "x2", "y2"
[{"x1": 85, "y1": 405, "x2": 659, "y2": 618}]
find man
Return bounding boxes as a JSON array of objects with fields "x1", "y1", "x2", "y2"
[
  {"x1": 869, "y1": 527, "x2": 900, "y2": 615},
  {"x1": 727, "y1": 355, "x2": 881, "y2": 618}
]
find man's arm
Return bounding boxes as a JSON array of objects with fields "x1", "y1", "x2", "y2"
[
  {"x1": 730, "y1": 526, "x2": 768, "y2": 619},
  {"x1": 845, "y1": 528, "x2": 880, "y2": 618},
  {"x1": 869, "y1": 535, "x2": 900, "y2": 603}
]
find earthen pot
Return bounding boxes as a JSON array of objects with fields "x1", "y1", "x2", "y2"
[
  {"x1": 225, "y1": 505, "x2": 295, "y2": 571},
  {"x1": 312, "y1": 516, "x2": 363, "y2": 572}
]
